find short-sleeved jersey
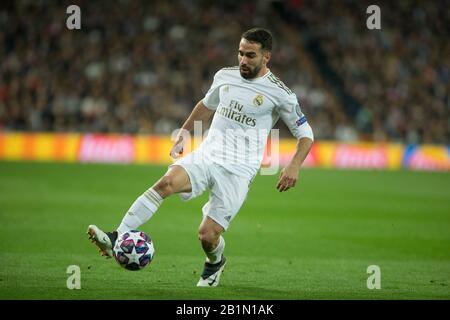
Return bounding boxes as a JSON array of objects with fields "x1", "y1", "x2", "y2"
[{"x1": 197, "y1": 67, "x2": 313, "y2": 180}]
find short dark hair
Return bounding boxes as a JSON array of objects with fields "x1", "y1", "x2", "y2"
[{"x1": 241, "y1": 28, "x2": 273, "y2": 52}]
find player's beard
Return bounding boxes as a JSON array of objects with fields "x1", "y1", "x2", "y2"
[{"x1": 240, "y1": 64, "x2": 262, "y2": 79}]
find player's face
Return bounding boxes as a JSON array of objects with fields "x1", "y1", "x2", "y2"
[{"x1": 238, "y1": 39, "x2": 270, "y2": 79}]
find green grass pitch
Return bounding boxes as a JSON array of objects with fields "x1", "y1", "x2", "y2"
[{"x1": 0, "y1": 161, "x2": 449, "y2": 299}]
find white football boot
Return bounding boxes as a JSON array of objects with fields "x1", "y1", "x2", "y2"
[
  {"x1": 197, "y1": 256, "x2": 227, "y2": 287},
  {"x1": 87, "y1": 225, "x2": 117, "y2": 258}
]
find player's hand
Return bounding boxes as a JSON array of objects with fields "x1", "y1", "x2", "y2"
[
  {"x1": 170, "y1": 136, "x2": 185, "y2": 159},
  {"x1": 276, "y1": 164, "x2": 300, "y2": 192}
]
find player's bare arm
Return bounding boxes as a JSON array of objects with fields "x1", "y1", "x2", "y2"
[
  {"x1": 276, "y1": 137, "x2": 313, "y2": 192},
  {"x1": 170, "y1": 100, "x2": 215, "y2": 159}
]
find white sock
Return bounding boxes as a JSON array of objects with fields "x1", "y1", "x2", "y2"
[
  {"x1": 117, "y1": 188, "x2": 163, "y2": 234},
  {"x1": 205, "y1": 236, "x2": 225, "y2": 264}
]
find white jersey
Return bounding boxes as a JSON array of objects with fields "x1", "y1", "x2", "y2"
[{"x1": 197, "y1": 66, "x2": 314, "y2": 180}]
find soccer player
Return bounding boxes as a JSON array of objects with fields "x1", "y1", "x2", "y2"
[{"x1": 87, "y1": 28, "x2": 314, "y2": 287}]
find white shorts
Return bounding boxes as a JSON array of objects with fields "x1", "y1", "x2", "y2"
[{"x1": 169, "y1": 151, "x2": 250, "y2": 231}]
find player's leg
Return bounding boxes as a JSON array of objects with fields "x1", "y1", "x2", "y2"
[
  {"x1": 198, "y1": 216, "x2": 225, "y2": 264},
  {"x1": 88, "y1": 165, "x2": 191, "y2": 258},
  {"x1": 196, "y1": 167, "x2": 250, "y2": 287},
  {"x1": 196, "y1": 216, "x2": 227, "y2": 287},
  {"x1": 116, "y1": 165, "x2": 191, "y2": 234}
]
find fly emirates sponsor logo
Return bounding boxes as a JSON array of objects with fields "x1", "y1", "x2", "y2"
[{"x1": 216, "y1": 99, "x2": 257, "y2": 127}]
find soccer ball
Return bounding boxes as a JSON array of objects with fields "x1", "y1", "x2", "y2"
[{"x1": 113, "y1": 230, "x2": 155, "y2": 271}]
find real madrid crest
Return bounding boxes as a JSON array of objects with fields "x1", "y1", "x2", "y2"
[{"x1": 253, "y1": 94, "x2": 263, "y2": 107}]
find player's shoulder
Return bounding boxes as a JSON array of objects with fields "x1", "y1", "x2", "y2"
[
  {"x1": 264, "y1": 72, "x2": 297, "y2": 102},
  {"x1": 220, "y1": 66, "x2": 240, "y2": 72},
  {"x1": 216, "y1": 66, "x2": 240, "y2": 77},
  {"x1": 210, "y1": 66, "x2": 240, "y2": 84},
  {"x1": 265, "y1": 72, "x2": 294, "y2": 95}
]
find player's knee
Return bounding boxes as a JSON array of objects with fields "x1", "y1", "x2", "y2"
[
  {"x1": 198, "y1": 229, "x2": 220, "y2": 251},
  {"x1": 153, "y1": 176, "x2": 174, "y2": 198}
]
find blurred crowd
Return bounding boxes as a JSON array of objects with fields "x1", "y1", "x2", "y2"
[
  {"x1": 295, "y1": 0, "x2": 449, "y2": 144},
  {"x1": 0, "y1": 0, "x2": 448, "y2": 144}
]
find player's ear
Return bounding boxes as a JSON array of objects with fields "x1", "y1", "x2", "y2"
[{"x1": 263, "y1": 51, "x2": 271, "y2": 65}]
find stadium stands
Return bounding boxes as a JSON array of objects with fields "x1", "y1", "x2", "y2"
[{"x1": 0, "y1": 0, "x2": 448, "y2": 144}]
